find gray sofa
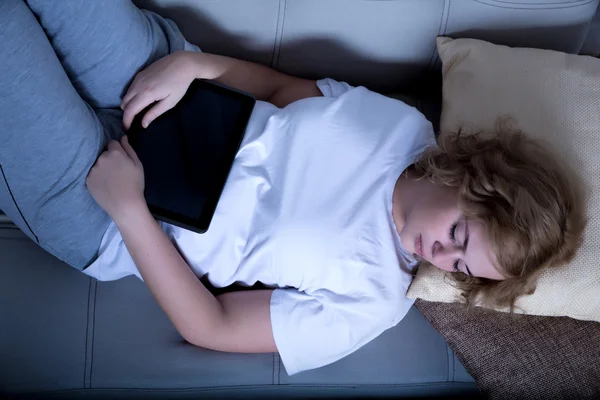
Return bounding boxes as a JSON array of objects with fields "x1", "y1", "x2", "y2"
[{"x1": 1, "y1": 1, "x2": 598, "y2": 398}]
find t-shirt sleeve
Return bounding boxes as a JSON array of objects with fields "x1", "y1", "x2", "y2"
[
  {"x1": 270, "y1": 285, "x2": 412, "y2": 375},
  {"x1": 316, "y1": 78, "x2": 354, "y2": 98},
  {"x1": 316, "y1": 80, "x2": 436, "y2": 161}
]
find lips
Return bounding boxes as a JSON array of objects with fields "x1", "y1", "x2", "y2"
[{"x1": 415, "y1": 234, "x2": 424, "y2": 258}]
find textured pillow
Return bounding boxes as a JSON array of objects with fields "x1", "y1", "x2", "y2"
[
  {"x1": 414, "y1": 300, "x2": 600, "y2": 399},
  {"x1": 407, "y1": 37, "x2": 600, "y2": 322}
]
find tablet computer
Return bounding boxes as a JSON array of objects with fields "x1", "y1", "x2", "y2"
[{"x1": 128, "y1": 79, "x2": 255, "y2": 233}]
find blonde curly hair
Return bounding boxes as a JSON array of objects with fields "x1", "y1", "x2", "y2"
[{"x1": 412, "y1": 122, "x2": 586, "y2": 310}]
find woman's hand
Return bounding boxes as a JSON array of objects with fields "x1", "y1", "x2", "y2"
[
  {"x1": 121, "y1": 51, "x2": 195, "y2": 130},
  {"x1": 86, "y1": 136, "x2": 146, "y2": 224}
]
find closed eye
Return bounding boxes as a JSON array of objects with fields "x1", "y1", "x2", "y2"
[
  {"x1": 464, "y1": 220, "x2": 472, "y2": 276},
  {"x1": 450, "y1": 222, "x2": 460, "y2": 273},
  {"x1": 449, "y1": 222, "x2": 458, "y2": 241},
  {"x1": 449, "y1": 221, "x2": 472, "y2": 276},
  {"x1": 453, "y1": 260, "x2": 460, "y2": 273}
]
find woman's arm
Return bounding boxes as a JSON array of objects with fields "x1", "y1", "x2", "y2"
[
  {"x1": 86, "y1": 137, "x2": 277, "y2": 353},
  {"x1": 122, "y1": 51, "x2": 321, "y2": 130},
  {"x1": 187, "y1": 52, "x2": 321, "y2": 106}
]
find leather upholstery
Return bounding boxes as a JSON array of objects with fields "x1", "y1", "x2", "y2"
[
  {"x1": 136, "y1": 0, "x2": 598, "y2": 91},
  {"x1": 2, "y1": 0, "x2": 598, "y2": 397}
]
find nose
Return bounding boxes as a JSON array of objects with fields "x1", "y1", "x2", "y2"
[{"x1": 432, "y1": 241, "x2": 463, "y2": 268}]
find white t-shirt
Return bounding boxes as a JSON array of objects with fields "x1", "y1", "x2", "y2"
[{"x1": 84, "y1": 79, "x2": 436, "y2": 375}]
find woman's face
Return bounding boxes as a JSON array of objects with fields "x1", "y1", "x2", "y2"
[{"x1": 398, "y1": 183, "x2": 505, "y2": 280}]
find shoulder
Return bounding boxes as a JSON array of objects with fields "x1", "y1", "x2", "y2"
[{"x1": 316, "y1": 79, "x2": 436, "y2": 148}]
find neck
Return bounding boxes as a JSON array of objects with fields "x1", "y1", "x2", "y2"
[{"x1": 392, "y1": 170, "x2": 425, "y2": 233}]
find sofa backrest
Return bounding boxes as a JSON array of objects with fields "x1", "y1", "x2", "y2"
[{"x1": 134, "y1": 0, "x2": 598, "y2": 91}]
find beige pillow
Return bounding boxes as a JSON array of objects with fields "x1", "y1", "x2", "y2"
[{"x1": 407, "y1": 37, "x2": 600, "y2": 322}]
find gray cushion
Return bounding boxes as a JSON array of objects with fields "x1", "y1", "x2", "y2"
[
  {"x1": 0, "y1": 228, "x2": 476, "y2": 397},
  {"x1": 136, "y1": 0, "x2": 598, "y2": 91},
  {"x1": 92, "y1": 276, "x2": 274, "y2": 388},
  {"x1": 0, "y1": 229, "x2": 91, "y2": 393}
]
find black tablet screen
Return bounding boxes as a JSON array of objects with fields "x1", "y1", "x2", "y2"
[{"x1": 129, "y1": 80, "x2": 255, "y2": 233}]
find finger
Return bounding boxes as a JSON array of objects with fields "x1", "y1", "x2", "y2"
[
  {"x1": 107, "y1": 139, "x2": 122, "y2": 152},
  {"x1": 122, "y1": 93, "x2": 155, "y2": 131},
  {"x1": 121, "y1": 92, "x2": 142, "y2": 128},
  {"x1": 121, "y1": 136, "x2": 142, "y2": 166},
  {"x1": 121, "y1": 90, "x2": 138, "y2": 112},
  {"x1": 121, "y1": 75, "x2": 142, "y2": 109},
  {"x1": 141, "y1": 95, "x2": 173, "y2": 128}
]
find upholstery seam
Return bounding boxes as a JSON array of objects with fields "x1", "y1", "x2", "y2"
[
  {"x1": 83, "y1": 279, "x2": 91, "y2": 388},
  {"x1": 271, "y1": 0, "x2": 286, "y2": 69},
  {"x1": 272, "y1": 352, "x2": 281, "y2": 384},
  {"x1": 443, "y1": 0, "x2": 451, "y2": 37},
  {"x1": 270, "y1": 0, "x2": 281, "y2": 67},
  {"x1": 0, "y1": 163, "x2": 39, "y2": 243},
  {"x1": 471, "y1": 0, "x2": 596, "y2": 9},
  {"x1": 26, "y1": 382, "x2": 479, "y2": 395},
  {"x1": 278, "y1": 352, "x2": 282, "y2": 385},
  {"x1": 479, "y1": 0, "x2": 585, "y2": 4},
  {"x1": 437, "y1": 0, "x2": 451, "y2": 71},
  {"x1": 428, "y1": 0, "x2": 449, "y2": 71},
  {"x1": 272, "y1": 353, "x2": 275, "y2": 385},
  {"x1": 445, "y1": 344, "x2": 451, "y2": 382},
  {"x1": 276, "y1": 352, "x2": 281, "y2": 384},
  {"x1": 275, "y1": 0, "x2": 288, "y2": 70},
  {"x1": 89, "y1": 282, "x2": 98, "y2": 388},
  {"x1": 83, "y1": 279, "x2": 97, "y2": 388}
]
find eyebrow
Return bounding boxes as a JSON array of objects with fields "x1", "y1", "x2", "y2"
[{"x1": 464, "y1": 220, "x2": 473, "y2": 276}]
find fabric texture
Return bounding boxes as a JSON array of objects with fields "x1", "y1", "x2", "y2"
[
  {"x1": 414, "y1": 300, "x2": 600, "y2": 399},
  {"x1": 407, "y1": 36, "x2": 600, "y2": 323},
  {"x1": 0, "y1": 0, "x2": 194, "y2": 269},
  {"x1": 84, "y1": 78, "x2": 436, "y2": 375},
  {"x1": 27, "y1": 0, "x2": 193, "y2": 109}
]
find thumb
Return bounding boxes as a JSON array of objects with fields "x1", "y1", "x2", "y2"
[{"x1": 121, "y1": 136, "x2": 142, "y2": 166}]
